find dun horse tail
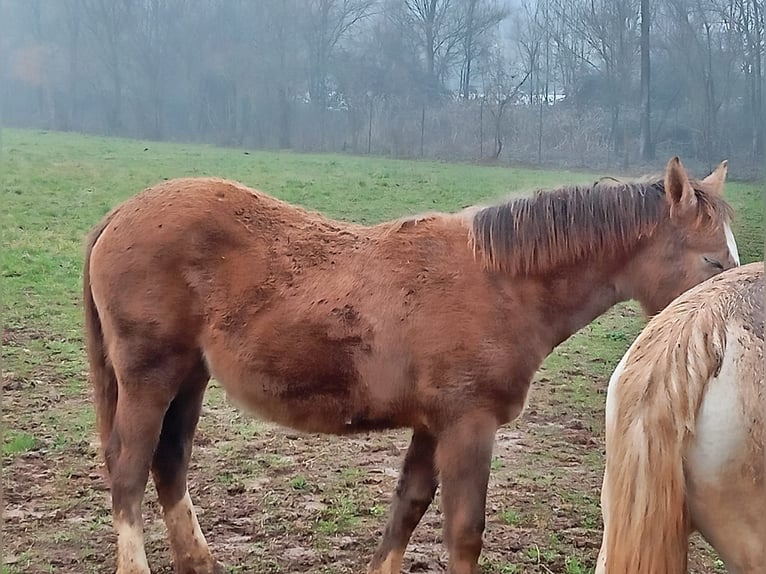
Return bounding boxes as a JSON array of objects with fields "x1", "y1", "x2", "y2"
[
  {"x1": 83, "y1": 210, "x2": 120, "y2": 460},
  {"x1": 604, "y1": 300, "x2": 726, "y2": 574}
]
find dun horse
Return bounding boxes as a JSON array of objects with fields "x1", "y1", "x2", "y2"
[
  {"x1": 596, "y1": 262, "x2": 763, "y2": 574},
  {"x1": 84, "y1": 157, "x2": 738, "y2": 574}
]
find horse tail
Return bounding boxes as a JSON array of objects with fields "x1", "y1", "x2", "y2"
[
  {"x1": 83, "y1": 210, "x2": 120, "y2": 459},
  {"x1": 603, "y1": 300, "x2": 725, "y2": 574}
]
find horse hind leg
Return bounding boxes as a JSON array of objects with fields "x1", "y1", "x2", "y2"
[
  {"x1": 150, "y1": 357, "x2": 222, "y2": 574},
  {"x1": 107, "y1": 338, "x2": 212, "y2": 574},
  {"x1": 368, "y1": 429, "x2": 438, "y2": 574},
  {"x1": 106, "y1": 360, "x2": 183, "y2": 573}
]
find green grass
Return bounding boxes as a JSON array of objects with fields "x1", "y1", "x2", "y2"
[
  {"x1": 315, "y1": 494, "x2": 361, "y2": 535},
  {"x1": 481, "y1": 559, "x2": 521, "y2": 574},
  {"x1": 499, "y1": 508, "x2": 523, "y2": 526},
  {"x1": 3, "y1": 430, "x2": 37, "y2": 456},
  {"x1": 289, "y1": 474, "x2": 309, "y2": 490},
  {"x1": 564, "y1": 556, "x2": 589, "y2": 574}
]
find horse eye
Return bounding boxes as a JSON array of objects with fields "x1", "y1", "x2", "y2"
[{"x1": 703, "y1": 256, "x2": 724, "y2": 270}]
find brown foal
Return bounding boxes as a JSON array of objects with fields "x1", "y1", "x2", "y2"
[{"x1": 84, "y1": 157, "x2": 737, "y2": 573}]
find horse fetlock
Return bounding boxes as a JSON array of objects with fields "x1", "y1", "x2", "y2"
[{"x1": 164, "y1": 491, "x2": 216, "y2": 574}]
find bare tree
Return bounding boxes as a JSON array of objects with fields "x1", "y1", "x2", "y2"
[
  {"x1": 639, "y1": 0, "x2": 654, "y2": 160},
  {"x1": 305, "y1": 0, "x2": 377, "y2": 106},
  {"x1": 457, "y1": 0, "x2": 507, "y2": 99},
  {"x1": 59, "y1": 0, "x2": 83, "y2": 131},
  {"x1": 729, "y1": 0, "x2": 764, "y2": 159},
  {"x1": 661, "y1": 0, "x2": 740, "y2": 168},
  {"x1": 392, "y1": 0, "x2": 465, "y2": 96},
  {"x1": 82, "y1": 0, "x2": 134, "y2": 134},
  {"x1": 482, "y1": 44, "x2": 531, "y2": 159},
  {"x1": 248, "y1": 0, "x2": 305, "y2": 149},
  {"x1": 548, "y1": 0, "x2": 594, "y2": 97},
  {"x1": 578, "y1": 0, "x2": 640, "y2": 159},
  {"x1": 132, "y1": 0, "x2": 188, "y2": 139},
  {"x1": 514, "y1": 0, "x2": 548, "y2": 161}
]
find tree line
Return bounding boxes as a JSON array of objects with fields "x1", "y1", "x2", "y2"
[{"x1": 1, "y1": 0, "x2": 763, "y2": 175}]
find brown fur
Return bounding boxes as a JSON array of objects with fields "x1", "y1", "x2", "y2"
[
  {"x1": 84, "y1": 157, "x2": 737, "y2": 573},
  {"x1": 601, "y1": 262, "x2": 764, "y2": 574}
]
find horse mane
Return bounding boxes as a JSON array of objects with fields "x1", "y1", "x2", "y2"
[{"x1": 468, "y1": 177, "x2": 732, "y2": 275}]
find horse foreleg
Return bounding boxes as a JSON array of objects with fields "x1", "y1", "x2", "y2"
[
  {"x1": 436, "y1": 415, "x2": 497, "y2": 574},
  {"x1": 368, "y1": 429, "x2": 438, "y2": 574},
  {"x1": 151, "y1": 359, "x2": 221, "y2": 574}
]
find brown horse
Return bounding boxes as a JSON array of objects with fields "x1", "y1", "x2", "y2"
[
  {"x1": 596, "y1": 262, "x2": 763, "y2": 573},
  {"x1": 84, "y1": 157, "x2": 737, "y2": 574}
]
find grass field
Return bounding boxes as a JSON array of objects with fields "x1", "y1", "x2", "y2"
[{"x1": 2, "y1": 127, "x2": 763, "y2": 574}]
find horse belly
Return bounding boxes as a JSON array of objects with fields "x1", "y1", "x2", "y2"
[{"x1": 201, "y1": 336, "x2": 412, "y2": 435}]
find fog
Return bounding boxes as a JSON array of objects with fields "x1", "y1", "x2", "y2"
[{"x1": 1, "y1": 0, "x2": 763, "y2": 176}]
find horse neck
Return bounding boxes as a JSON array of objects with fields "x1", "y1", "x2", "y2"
[{"x1": 524, "y1": 258, "x2": 628, "y2": 351}]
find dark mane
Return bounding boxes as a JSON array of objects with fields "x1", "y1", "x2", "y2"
[{"x1": 469, "y1": 178, "x2": 732, "y2": 275}]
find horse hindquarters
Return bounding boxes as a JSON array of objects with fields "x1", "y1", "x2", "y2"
[
  {"x1": 685, "y1": 338, "x2": 765, "y2": 573},
  {"x1": 87, "y1": 239, "x2": 221, "y2": 572}
]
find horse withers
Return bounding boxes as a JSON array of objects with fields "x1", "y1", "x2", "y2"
[
  {"x1": 83, "y1": 157, "x2": 738, "y2": 574},
  {"x1": 597, "y1": 262, "x2": 763, "y2": 574}
]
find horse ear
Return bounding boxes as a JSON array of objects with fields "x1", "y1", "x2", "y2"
[
  {"x1": 664, "y1": 156, "x2": 697, "y2": 217},
  {"x1": 701, "y1": 160, "x2": 728, "y2": 195}
]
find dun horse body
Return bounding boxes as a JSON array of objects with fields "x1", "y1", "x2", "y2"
[
  {"x1": 84, "y1": 157, "x2": 738, "y2": 574},
  {"x1": 597, "y1": 262, "x2": 764, "y2": 574}
]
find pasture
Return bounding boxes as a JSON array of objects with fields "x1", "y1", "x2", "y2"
[{"x1": 2, "y1": 128, "x2": 763, "y2": 574}]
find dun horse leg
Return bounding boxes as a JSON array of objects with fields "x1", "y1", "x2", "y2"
[
  {"x1": 368, "y1": 429, "x2": 438, "y2": 574},
  {"x1": 151, "y1": 359, "x2": 220, "y2": 574},
  {"x1": 107, "y1": 383, "x2": 173, "y2": 574},
  {"x1": 436, "y1": 415, "x2": 497, "y2": 574}
]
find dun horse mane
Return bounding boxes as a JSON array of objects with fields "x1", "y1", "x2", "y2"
[{"x1": 468, "y1": 177, "x2": 732, "y2": 275}]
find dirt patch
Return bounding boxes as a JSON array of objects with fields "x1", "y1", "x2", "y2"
[{"x1": 3, "y1": 326, "x2": 50, "y2": 346}]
